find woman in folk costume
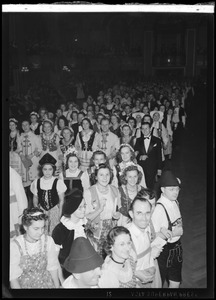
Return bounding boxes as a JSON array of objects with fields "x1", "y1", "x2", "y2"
[
  {"x1": 115, "y1": 143, "x2": 146, "y2": 188},
  {"x1": 119, "y1": 123, "x2": 137, "y2": 148},
  {"x1": 10, "y1": 207, "x2": 60, "y2": 288},
  {"x1": 52, "y1": 188, "x2": 88, "y2": 284},
  {"x1": 150, "y1": 110, "x2": 169, "y2": 162},
  {"x1": 39, "y1": 119, "x2": 62, "y2": 172},
  {"x1": 9, "y1": 118, "x2": 23, "y2": 176},
  {"x1": 58, "y1": 148, "x2": 90, "y2": 194},
  {"x1": 161, "y1": 107, "x2": 174, "y2": 160},
  {"x1": 29, "y1": 111, "x2": 41, "y2": 135},
  {"x1": 118, "y1": 164, "x2": 146, "y2": 226},
  {"x1": 58, "y1": 126, "x2": 76, "y2": 173},
  {"x1": 30, "y1": 153, "x2": 67, "y2": 235},
  {"x1": 98, "y1": 226, "x2": 138, "y2": 288},
  {"x1": 17, "y1": 119, "x2": 42, "y2": 207},
  {"x1": 75, "y1": 117, "x2": 98, "y2": 171},
  {"x1": 87, "y1": 149, "x2": 118, "y2": 188},
  {"x1": 10, "y1": 167, "x2": 28, "y2": 239},
  {"x1": 84, "y1": 163, "x2": 121, "y2": 258}
]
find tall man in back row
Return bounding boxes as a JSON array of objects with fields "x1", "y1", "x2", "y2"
[{"x1": 134, "y1": 122, "x2": 162, "y2": 190}]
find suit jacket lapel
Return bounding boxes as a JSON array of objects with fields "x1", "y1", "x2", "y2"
[{"x1": 147, "y1": 137, "x2": 154, "y2": 154}]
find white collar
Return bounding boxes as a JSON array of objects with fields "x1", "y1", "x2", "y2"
[
  {"x1": 158, "y1": 194, "x2": 177, "y2": 208},
  {"x1": 128, "y1": 222, "x2": 151, "y2": 238}
]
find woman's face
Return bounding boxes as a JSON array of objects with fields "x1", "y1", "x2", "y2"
[
  {"x1": 62, "y1": 129, "x2": 72, "y2": 141},
  {"x1": 121, "y1": 146, "x2": 131, "y2": 163},
  {"x1": 43, "y1": 122, "x2": 52, "y2": 134},
  {"x1": 59, "y1": 118, "x2": 65, "y2": 128},
  {"x1": 82, "y1": 120, "x2": 90, "y2": 130},
  {"x1": 73, "y1": 199, "x2": 86, "y2": 220},
  {"x1": 111, "y1": 116, "x2": 118, "y2": 125},
  {"x1": 122, "y1": 126, "x2": 130, "y2": 137},
  {"x1": 93, "y1": 154, "x2": 106, "y2": 167},
  {"x1": 30, "y1": 115, "x2": 38, "y2": 124},
  {"x1": 128, "y1": 119, "x2": 135, "y2": 129},
  {"x1": 96, "y1": 168, "x2": 110, "y2": 187},
  {"x1": 72, "y1": 112, "x2": 78, "y2": 121},
  {"x1": 125, "y1": 169, "x2": 139, "y2": 187},
  {"x1": 68, "y1": 156, "x2": 79, "y2": 171},
  {"x1": 60, "y1": 104, "x2": 66, "y2": 111},
  {"x1": 143, "y1": 107, "x2": 149, "y2": 114},
  {"x1": 24, "y1": 220, "x2": 45, "y2": 242},
  {"x1": 112, "y1": 233, "x2": 132, "y2": 261},
  {"x1": 160, "y1": 106, "x2": 165, "y2": 113},
  {"x1": 83, "y1": 102, "x2": 88, "y2": 109},
  {"x1": 42, "y1": 164, "x2": 54, "y2": 179},
  {"x1": 9, "y1": 121, "x2": 17, "y2": 131},
  {"x1": 153, "y1": 113, "x2": 160, "y2": 122}
]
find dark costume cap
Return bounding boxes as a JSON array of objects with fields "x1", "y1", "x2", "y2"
[
  {"x1": 160, "y1": 170, "x2": 180, "y2": 187},
  {"x1": 39, "y1": 153, "x2": 57, "y2": 167},
  {"x1": 63, "y1": 188, "x2": 83, "y2": 215},
  {"x1": 63, "y1": 237, "x2": 104, "y2": 273}
]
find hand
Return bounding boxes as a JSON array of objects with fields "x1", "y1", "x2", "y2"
[
  {"x1": 135, "y1": 267, "x2": 155, "y2": 283},
  {"x1": 151, "y1": 246, "x2": 163, "y2": 259},
  {"x1": 140, "y1": 155, "x2": 148, "y2": 161},
  {"x1": 112, "y1": 211, "x2": 121, "y2": 220},
  {"x1": 160, "y1": 227, "x2": 172, "y2": 240},
  {"x1": 172, "y1": 224, "x2": 183, "y2": 237},
  {"x1": 34, "y1": 149, "x2": 40, "y2": 157}
]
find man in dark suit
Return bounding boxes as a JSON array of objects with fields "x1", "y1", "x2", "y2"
[{"x1": 134, "y1": 122, "x2": 162, "y2": 190}]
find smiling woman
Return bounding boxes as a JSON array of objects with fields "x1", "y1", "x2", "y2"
[
  {"x1": 10, "y1": 207, "x2": 60, "y2": 289},
  {"x1": 83, "y1": 163, "x2": 121, "y2": 257}
]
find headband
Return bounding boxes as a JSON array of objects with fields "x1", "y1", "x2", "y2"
[
  {"x1": 9, "y1": 118, "x2": 18, "y2": 123},
  {"x1": 30, "y1": 111, "x2": 39, "y2": 118},
  {"x1": 119, "y1": 143, "x2": 135, "y2": 153}
]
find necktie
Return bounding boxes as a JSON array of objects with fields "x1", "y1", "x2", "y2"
[{"x1": 144, "y1": 136, "x2": 150, "y2": 140}]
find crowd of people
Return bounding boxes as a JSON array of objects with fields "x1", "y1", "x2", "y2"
[{"x1": 9, "y1": 77, "x2": 192, "y2": 289}]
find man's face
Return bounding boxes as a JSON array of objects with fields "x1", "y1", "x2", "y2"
[
  {"x1": 141, "y1": 124, "x2": 150, "y2": 136},
  {"x1": 129, "y1": 200, "x2": 151, "y2": 231},
  {"x1": 78, "y1": 267, "x2": 101, "y2": 287},
  {"x1": 101, "y1": 120, "x2": 110, "y2": 133},
  {"x1": 161, "y1": 186, "x2": 180, "y2": 201},
  {"x1": 22, "y1": 121, "x2": 30, "y2": 133}
]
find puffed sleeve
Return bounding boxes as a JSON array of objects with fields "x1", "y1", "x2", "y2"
[
  {"x1": 30, "y1": 178, "x2": 38, "y2": 196},
  {"x1": 98, "y1": 269, "x2": 119, "y2": 288},
  {"x1": 10, "y1": 167, "x2": 28, "y2": 217},
  {"x1": 10, "y1": 240, "x2": 22, "y2": 281},
  {"x1": 81, "y1": 170, "x2": 90, "y2": 190},
  {"x1": 83, "y1": 189, "x2": 93, "y2": 215},
  {"x1": 46, "y1": 236, "x2": 61, "y2": 271},
  {"x1": 35, "y1": 134, "x2": 42, "y2": 153},
  {"x1": 56, "y1": 179, "x2": 67, "y2": 194}
]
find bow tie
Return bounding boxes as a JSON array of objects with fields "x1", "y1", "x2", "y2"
[{"x1": 144, "y1": 136, "x2": 150, "y2": 140}]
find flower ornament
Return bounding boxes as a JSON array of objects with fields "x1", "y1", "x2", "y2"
[
  {"x1": 9, "y1": 118, "x2": 18, "y2": 124},
  {"x1": 63, "y1": 147, "x2": 78, "y2": 162}
]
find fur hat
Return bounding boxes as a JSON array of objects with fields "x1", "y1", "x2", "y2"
[
  {"x1": 63, "y1": 188, "x2": 83, "y2": 215},
  {"x1": 160, "y1": 170, "x2": 181, "y2": 187},
  {"x1": 63, "y1": 237, "x2": 103, "y2": 273},
  {"x1": 39, "y1": 153, "x2": 57, "y2": 167}
]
